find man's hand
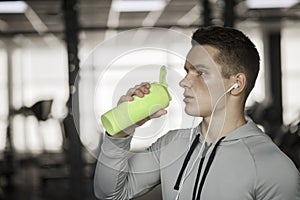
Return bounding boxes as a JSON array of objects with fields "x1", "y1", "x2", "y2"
[{"x1": 112, "y1": 82, "x2": 167, "y2": 138}]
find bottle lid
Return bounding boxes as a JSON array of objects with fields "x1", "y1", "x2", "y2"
[{"x1": 159, "y1": 65, "x2": 168, "y2": 87}]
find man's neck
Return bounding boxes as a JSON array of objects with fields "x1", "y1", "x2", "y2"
[{"x1": 200, "y1": 109, "x2": 247, "y2": 143}]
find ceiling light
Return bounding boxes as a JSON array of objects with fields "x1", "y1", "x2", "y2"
[
  {"x1": 112, "y1": 0, "x2": 166, "y2": 12},
  {"x1": 246, "y1": 0, "x2": 299, "y2": 9},
  {"x1": 0, "y1": 1, "x2": 28, "y2": 14}
]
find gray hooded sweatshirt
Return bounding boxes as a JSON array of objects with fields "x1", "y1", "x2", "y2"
[{"x1": 94, "y1": 120, "x2": 300, "y2": 200}]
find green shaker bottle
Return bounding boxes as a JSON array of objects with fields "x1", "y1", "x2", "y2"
[{"x1": 101, "y1": 66, "x2": 172, "y2": 135}]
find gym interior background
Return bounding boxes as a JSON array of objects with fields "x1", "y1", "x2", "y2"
[{"x1": 0, "y1": 0, "x2": 299, "y2": 199}]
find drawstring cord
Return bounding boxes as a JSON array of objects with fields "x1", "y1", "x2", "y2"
[
  {"x1": 174, "y1": 135, "x2": 225, "y2": 199},
  {"x1": 174, "y1": 134, "x2": 200, "y2": 190},
  {"x1": 195, "y1": 136, "x2": 225, "y2": 200}
]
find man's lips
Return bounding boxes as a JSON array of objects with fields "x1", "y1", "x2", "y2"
[
  {"x1": 183, "y1": 93, "x2": 194, "y2": 102},
  {"x1": 183, "y1": 92, "x2": 193, "y2": 98}
]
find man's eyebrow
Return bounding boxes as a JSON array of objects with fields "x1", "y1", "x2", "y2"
[{"x1": 193, "y1": 64, "x2": 209, "y2": 70}]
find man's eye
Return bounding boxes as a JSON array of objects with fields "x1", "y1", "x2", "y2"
[{"x1": 198, "y1": 71, "x2": 205, "y2": 76}]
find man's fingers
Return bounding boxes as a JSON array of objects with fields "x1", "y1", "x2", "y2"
[
  {"x1": 150, "y1": 109, "x2": 167, "y2": 119},
  {"x1": 126, "y1": 87, "x2": 137, "y2": 97},
  {"x1": 136, "y1": 109, "x2": 167, "y2": 126},
  {"x1": 126, "y1": 83, "x2": 150, "y2": 97},
  {"x1": 134, "y1": 89, "x2": 145, "y2": 97},
  {"x1": 119, "y1": 82, "x2": 151, "y2": 105},
  {"x1": 117, "y1": 95, "x2": 134, "y2": 105}
]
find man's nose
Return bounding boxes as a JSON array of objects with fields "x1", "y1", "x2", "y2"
[{"x1": 179, "y1": 76, "x2": 190, "y2": 88}]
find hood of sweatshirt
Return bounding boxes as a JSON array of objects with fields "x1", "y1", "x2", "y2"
[{"x1": 196, "y1": 119, "x2": 265, "y2": 144}]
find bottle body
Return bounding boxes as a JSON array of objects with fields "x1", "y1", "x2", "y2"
[{"x1": 101, "y1": 82, "x2": 171, "y2": 135}]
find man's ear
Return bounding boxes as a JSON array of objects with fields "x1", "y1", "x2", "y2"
[{"x1": 230, "y1": 73, "x2": 247, "y2": 95}]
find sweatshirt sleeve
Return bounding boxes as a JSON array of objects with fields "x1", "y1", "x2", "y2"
[
  {"x1": 255, "y1": 159, "x2": 300, "y2": 200},
  {"x1": 253, "y1": 140, "x2": 300, "y2": 200},
  {"x1": 94, "y1": 133, "x2": 162, "y2": 200}
]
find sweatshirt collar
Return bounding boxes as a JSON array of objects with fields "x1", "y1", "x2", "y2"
[
  {"x1": 196, "y1": 120, "x2": 263, "y2": 143},
  {"x1": 223, "y1": 120, "x2": 263, "y2": 142}
]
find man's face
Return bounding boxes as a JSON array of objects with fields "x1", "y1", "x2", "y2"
[{"x1": 179, "y1": 45, "x2": 229, "y2": 117}]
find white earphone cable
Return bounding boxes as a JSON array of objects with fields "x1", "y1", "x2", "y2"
[{"x1": 175, "y1": 84, "x2": 236, "y2": 200}]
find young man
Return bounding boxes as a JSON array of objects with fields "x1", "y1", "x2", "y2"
[{"x1": 94, "y1": 26, "x2": 300, "y2": 200}]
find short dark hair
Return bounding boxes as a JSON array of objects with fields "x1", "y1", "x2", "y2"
[{"x1": 192, "y1": 26, "x2": 260, "y2": 98}]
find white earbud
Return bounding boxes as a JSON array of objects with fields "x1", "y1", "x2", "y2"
[
  {"x1": 233, "y1": 83, "x2": 239, "y2": 89},
  {"x1": 226, "y1": 83, "x2": 239, "y2": 93}
]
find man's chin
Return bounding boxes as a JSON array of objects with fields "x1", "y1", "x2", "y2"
[{"x1": 184, "y1": 107, "x2": 200, "y2": 117}]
